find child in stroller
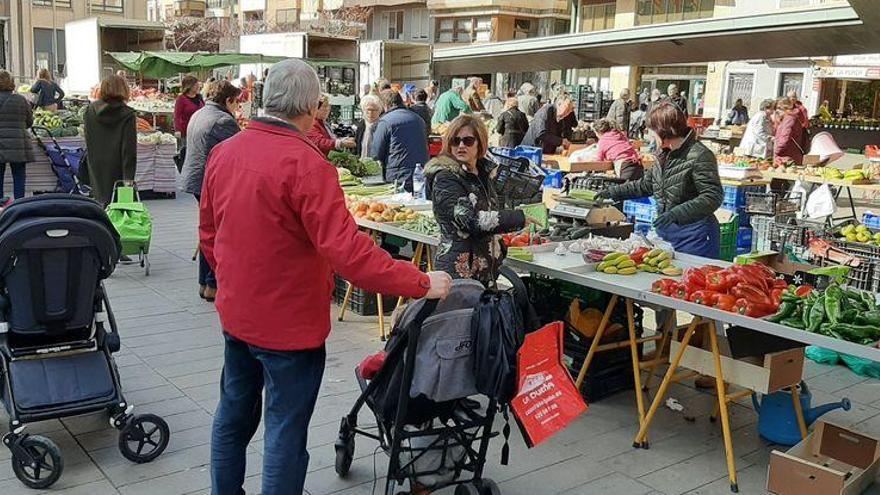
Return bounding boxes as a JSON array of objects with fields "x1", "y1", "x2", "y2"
[
  {"x1": 335, "y1": 278, "x2": 503, "y2": 495},
  {"x1": 0, "y1": 194, "x2": 169, "y2": 489}
]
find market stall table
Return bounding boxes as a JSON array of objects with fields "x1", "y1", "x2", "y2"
[
  {"x1": 761, "y1": 169, "x2": 880, "y2": 223},
  {"x1": 23, "y1": 137, "x2": 178, "y2": 197},
  {"x1": 339, "y1": 217, "x2": 440, "y2": 340},
  {"x1": 505, "y1": 249, "x2": 880, "y2": 492}
]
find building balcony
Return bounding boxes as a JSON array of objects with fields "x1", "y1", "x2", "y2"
[
  {"x1": 175, "y1": 0, "x2": 207, "y2": 16},
  {"x1": 427, "y1": 0, "x2": 569, "y2": 14}
]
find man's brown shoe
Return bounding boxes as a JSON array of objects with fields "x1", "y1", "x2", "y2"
[{"x1": 203, "y1": 286, "x2": 217, "y2": 302}]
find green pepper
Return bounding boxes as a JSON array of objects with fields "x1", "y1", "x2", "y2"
[
  {"x1": 855, "y1": 311, "x2": 880, "y2": 327},
  {"x1": 768, "y1": 301, "x2": 798, "y2": 323},
  {"x1": 781, "y1": 317, "x2": 806, "y2": 330},
  {"x1": 863, "y1": 292, "x2": 879, "y2": 312},
  {"x1": 831, "y1": 323, "x2": 880, "y2": 344},
  {"x1": 809, "y1": 295, "x2": 826, "y2": 333},
  {"x1": 802, "y1": 298, "x2": 814, "y2": 329},
  {"x1": 840, "y1": 309, "x2": 859, "y2": 324},
  {"x1": 825, "y1": 287, "x2": 842, "y2": 325},
  {"x1": 818, "y1": 322, "x2": 845, "y2": 340}
]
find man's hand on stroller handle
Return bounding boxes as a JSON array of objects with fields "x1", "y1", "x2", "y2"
[{"x1": 425, "y1": 271, "x2": 452, "y2": 300}]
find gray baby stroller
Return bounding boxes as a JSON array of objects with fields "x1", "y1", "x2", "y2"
[
  {"x1": 0, "y1": 195, "x2": 170, "y2": 489},
  {"x1": 335, "y1": 278, "x2": 505, "y2": 495}
]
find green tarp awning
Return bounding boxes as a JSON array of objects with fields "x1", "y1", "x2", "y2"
[
  {"x1": 108, "y1": 51, "x2": 360, "y2": 79},
  {"x1": 107, "y1": 51, "x2": 290, "y2": 78}
]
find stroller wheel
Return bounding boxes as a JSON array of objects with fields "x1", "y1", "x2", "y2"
[
  {"x1": 10, "y1": 435, "x2": 63, "y2": 489},
  {"x1": 476, "y1": 478, "x2": 501, "y2": 495},
  {"x1": 454, "y1": 482, "x2": 481, "y2": 495},
  {"x1": 334, "y1": 435, "x2": 355, "y2": 477},
  {"x1": 118, "y1": 414, "x2": 170, "y2": 463}
]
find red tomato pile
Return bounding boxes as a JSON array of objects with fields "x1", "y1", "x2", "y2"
[
  {"x1": 502, "y1": 232, "x2": 551, "y2": 248},
  {"x1": 651, "y1": 263, "x2": 798, "y2": 318}
]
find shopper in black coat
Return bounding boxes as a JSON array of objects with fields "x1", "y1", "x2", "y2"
[
  {"x1": 495, "y1": 97, "x2": 529, "y2": 148},
  {"x1": 0, "y1": 70, "x2": 33, "y2": 199},
  {"x1": 409, "y1": 89, "x2": 433, "y2": 139},
  {"x1": 521, "y1": 95, "x2": 577, "y2": 154},
  {"x1": 425, "y1": 115, "x2": 532, "y2": 285}
]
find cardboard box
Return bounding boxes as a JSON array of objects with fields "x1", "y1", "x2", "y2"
[
  {"x1": 668, "y1": 336, "x2": 803, "y2": 395},
  {"x1": 543, "y1": 154, "x2": 614, "y2": 173},
  {"x1": 768, "y1": 421, "x2": 880, "y2": 495}
]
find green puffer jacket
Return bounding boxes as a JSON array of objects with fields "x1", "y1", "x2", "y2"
[{"x1": 605, "y1": 133, "x2": 723, "y2": 225}]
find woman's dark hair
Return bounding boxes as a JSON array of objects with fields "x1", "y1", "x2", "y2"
[
  {"x1": 100, "y1": 75, "x2": 130, "y2": 103},
  {"x1": 0, "y1": 70, "x2": 14, "y2": 92},
  {"x1": 592, "y1": 118, "x2": 618, "y2": 134},
  {"x1": 180, "y1": 75, "x2": 199, "y2": 95},
  {"x1": 647, "y1": 102, "x2": 690, "y2": 140},
  {"x1": 379, "y1": 88, "x2": 404, "y2": 109},
  {"x1": 210, "y1": 80, "x2": 242, "y2": 105},
  {"x1": 414, "y1": 89, "x2": 428, "y2": 102}
]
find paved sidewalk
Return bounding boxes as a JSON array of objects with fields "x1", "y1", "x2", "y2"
[{"x1": 2, "y1": 196, "x2": 880, "y2": 495}]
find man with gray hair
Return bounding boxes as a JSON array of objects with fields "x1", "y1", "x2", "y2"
[
  {"x1": 521, "y1": 93, "x2": 577, "y2": 154},
  {"x1": 200, "y1": 58, "x2": 451, "y2": 495},
  {"x1": 606, "y1": 87, "x2": 632, "y2": 133}
]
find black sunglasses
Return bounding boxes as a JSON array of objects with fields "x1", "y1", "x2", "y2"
[{"x1": 452, "y1": 136, "x2": 477, "y2": 147}]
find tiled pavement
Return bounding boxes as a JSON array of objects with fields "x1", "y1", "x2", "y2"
[{"x1": 2, "y1": 196, "x2": 880, "y2": 495}]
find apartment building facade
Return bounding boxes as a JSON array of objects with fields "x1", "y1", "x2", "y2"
[{"x1": 5, "y1": 0, "x2": 149, "y2": 82}]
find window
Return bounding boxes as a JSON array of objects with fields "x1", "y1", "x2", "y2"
[
  {"x1": 411, "y1": 8, "x2": 430, "y2": 40},
  {"x1": 386, "y1": 11, "x2": 404, "y2": 40},
  {"x1": 474, "y1": 17, "x2": 492, "y2": 42},
  {"x1": 513, "y1": 19, "x2": 535, "y2": 40},
  {"x1": 33, "y1": 28, "x2": 65, "y2": 76},
  {"x1": 276, "y1": 8, "x2": 298, "y2": 26},
  {"x1": 91, "y1": 0, "x2": 123, "y2": 13},
  {"x1": 637, "y1": 0, "x2": 714, "y2": 25},
  {"x1": 725, "y1": 73, "x2": 754, "y2": 112},
  {"x1": 778, "y1": 73, "x2": 805, "y2": 98},
  {"x1": 436, "y1": 16, "x2": 492, "y2": 43},
  {"x1": 33, "y1": 0, "x2": 71, "y2": 6},
  {"x1": 581, "y1": 2, "x2": 616, "y2": 32},
  {"x1": 437, "y1": 18, "x2": 454, "y2": 42}
]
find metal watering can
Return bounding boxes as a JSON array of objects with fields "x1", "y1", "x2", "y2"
[{"x1": 752, "y1": 382, "x2": 851, "y2": 446}]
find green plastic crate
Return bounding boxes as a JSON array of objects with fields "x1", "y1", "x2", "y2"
[{"x1": 719, "y1": 214, "x2": 740, "y2": 262}]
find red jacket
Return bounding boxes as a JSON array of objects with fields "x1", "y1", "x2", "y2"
[
  {"x1": 174, "y1": 94, "x2": 204, "y2": 137},
  {"x1": 307, "y1": 118, "x2": 336, "y2": 155},
  {"x1": 774, "y1": 113, "x2": 805, "y2": 165},
  {"x1": 200, "y1": 119, "x2": 430, "y2": 351}
]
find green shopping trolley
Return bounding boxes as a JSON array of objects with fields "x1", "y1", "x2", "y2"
[{"x1": 106, "y1": 181, "x2": 152, "y2": 275}]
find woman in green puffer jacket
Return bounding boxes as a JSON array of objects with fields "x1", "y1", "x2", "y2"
[{"x1": 598, "y1": 102, "x2": 724, "y2": 259}]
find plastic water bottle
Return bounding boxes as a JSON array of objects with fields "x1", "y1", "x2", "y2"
[{"x1": 413, "y1": 163, "x2": 426, "y2": 199}]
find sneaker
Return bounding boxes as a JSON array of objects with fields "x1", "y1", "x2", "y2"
[{"x1": 120, "y1": 254, "x2": 132, "y2": 262}]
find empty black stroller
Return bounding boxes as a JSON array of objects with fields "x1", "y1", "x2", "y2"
[
  {"x1": 335, "y1": 278, "x2": 503, "y2": 495},
  {"x1": 0, "y1": 194, "x2": 169, "y2": 489},
  {"x1": 30, "y1": 127, "x2": 90, "y2": 195}
]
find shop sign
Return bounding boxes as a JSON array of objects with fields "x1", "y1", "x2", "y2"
[
  {"x1": 835, "y1": 54, "x2": 880, "y2": 67},
  {"x1": 817, "y1": 66, "x2": 879, "y2": 79}
]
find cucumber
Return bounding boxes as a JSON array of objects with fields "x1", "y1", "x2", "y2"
[{"x1": 568, "y1": 227, "x2": 590, "y2": 240}]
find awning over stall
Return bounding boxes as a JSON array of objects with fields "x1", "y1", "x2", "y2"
[
  {"x1": 107, "y1": 51, "x2": 289, "y2": 78},
  {"x1": 433, "y1": 3, "x2": 880, "y2": 75}
]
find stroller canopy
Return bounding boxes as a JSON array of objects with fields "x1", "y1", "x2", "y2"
[{"x1": 0, "y1": 194, "x2": 121, "y2": 279}]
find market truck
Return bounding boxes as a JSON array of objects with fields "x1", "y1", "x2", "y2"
[
  {"x1": 64, "y1": 17, "x2": 165, "y2": 97},
  {"x1": 358, "y1": 40, "x2": 432, "y2": 92},
  {"x1": 239, "y1": 32, "x2": 358, "y2": 107}
]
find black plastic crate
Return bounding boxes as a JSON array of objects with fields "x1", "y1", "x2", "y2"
[
  {"x1": 746, "y1": 191, "x2": 802, "y2": 216},
  {"x1": 769, "y1": 218, "x2": 825, "y2": 258},
  {"x1": 818, "y1": 258, "x2": 880, "y2": 292},
  {"x1": 488, "y1": 150, "x2": 545, "y2": 208},
  {"x1": 334, "y1": 275, "x2": 397, "y2": 316},
  {"x1": 831, "y1": 239, "x2": 880, "y2": 263}
]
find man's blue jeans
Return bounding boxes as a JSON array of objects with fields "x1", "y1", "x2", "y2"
[{"x1": 211, "y1": 333, "x2": 325, "y2": 495}]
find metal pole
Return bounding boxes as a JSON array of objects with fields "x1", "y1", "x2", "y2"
[{"x1": 52, "y1": 0, "x2": 58, "y2": 76}]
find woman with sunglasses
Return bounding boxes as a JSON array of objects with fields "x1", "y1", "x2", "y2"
[{"x1": 425, "y1": 115, "x2": 536, "y2": 285}]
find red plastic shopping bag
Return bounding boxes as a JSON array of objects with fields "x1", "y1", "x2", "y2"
[{"x1": 511, "y1": 321, "x2": 588, "y2": 447}]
